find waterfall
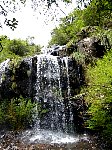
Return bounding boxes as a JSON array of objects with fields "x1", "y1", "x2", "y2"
[
  {"x1": 19, "y1": 50, "x2": 86, "y2": 145},
  {"x1": 35, "y1": 54, "x2": 62, "y2": 101},
  {"x1": 0, "y1": 48, "x2": 87, "y2": 145},
  {"x1": 0, "y1": 46, "x2": 84, "y2": 135},
  {"x1": 0, "y1": 59, "x2": 10, "y2": 86},
  {"x1": 32, "y1": 53, "x2": 75, "y2": 133}
]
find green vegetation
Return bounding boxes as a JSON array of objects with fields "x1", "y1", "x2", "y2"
[
  {"x1": 49, "y1": 0, "x2": 112, "y2": 46},
  {"x1": 0, "y1": 36, "x2": 41, "y2": 130},
  {"x1": 1, "y1": 0, "x2": 111, "y2": 30},
  {"x1": 0, "y1": 1, "x2": 112, "y2": 146},
  {"x1": 48, "y1": 0, "x2": 112, "y2": 146},
  {"x1": 71, "y1": 51, "x2": 85, "y2": 64},
  {"x1": 83, "y1": 49, "x2": 112, "y2": 143},
  {"x1": 0, "y1": 96, "x2": 37, "y2": 130},
  {"x1": 49, "y1": 8, "x2": 84, "y2": 46},
  {"x1": 0, "y1": 35, "x2": 41, "y2": 63}
]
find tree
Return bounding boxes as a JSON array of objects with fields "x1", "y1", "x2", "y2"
[
  {"x1": 7, "y1": 39, "x2": 30, "y2": 56},
  {"x1": 0, "y1": 35, "x2": 41, "y2": 63},
  {"x1": 49, "y1": 8, "x2": 84, "y2": 46},
  {"x1": 0, "y1": 0, "x2": 20, "y2": 30},
  {"x1": 0, "y1": 0, "x2": 73, "y2": 52},
  {"x1": 3, "y1": 0, "x2": 111, "y2": 31},
  {"x1": 49, "y1": 27, "x2": 69, "y2": 46},
  {"x1": 83, "y1": 0, "x2": 112, "y2": 27}
]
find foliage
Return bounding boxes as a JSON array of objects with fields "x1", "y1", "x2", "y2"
[
  {"x1": 0, "y1": 35, "x2": 41, "y2": 63},
  {"x1": 49, "y1": 9, "x2": 84, "y2": 46},
  {"x1": 7, "y1": 39, "x2": 29, "y2": 56},
  {"x1": 0, "y1": 96, "x2": 37, "y2": 130},
  {"x1": 49, "y1": 27, "x2": 69, "y2": 46},
  {"x1": 71, "y1": 51, "x2": 85, "y2": 64},
  {"x1": 83, "y1": 0, "x2": 112, "y2": 27},
  {"x1": 0, "y1": 0, "x2": 22, "y2": 29},
  {"x1": 0, "y1": 0, "x2": 111, "y2": 30},
  {"x1": 49, "y1": 0, "x2": 112, "y2": 46},
  {"x1": 83, "y1": 49, "x2": 112, "y2": 141}
]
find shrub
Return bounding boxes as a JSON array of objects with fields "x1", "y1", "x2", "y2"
[
  {"x1": 0, "y1": 96, "x2": 37, "y2": 130},
  {"x1": 7, "y1": 39, "x2": 29, "y2": 56},
  {"x1": 71, "y1": 51, "x2": 85, "y2": 64},
  {"x1": 83, "y1": 49, "x2": 112, "y2": 142},
  {"x1": 0, "y1": 35, "x2": 41, "y2": 63}
]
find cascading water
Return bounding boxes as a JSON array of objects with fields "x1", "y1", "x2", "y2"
[
  {"x1": 20, "y1": 51, "x2": 88, "y2": 145},
  {"x1": 0, "y1": 59, "x2": 10, "y2": 86},
  {"x1": 33, "y1": 54, "x2": 74, "y2": 133},
  {"x1": 0, "y1": 49, "x2": 88, "y2": 146}
]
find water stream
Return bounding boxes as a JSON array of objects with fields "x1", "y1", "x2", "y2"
[
  {"x1": 0, "y1": 48, "x2": 101, "y2": 149},
  {"x1": 0, "y1": 59, "x2": 10, "y2": 86},
  {"x1": 32, "y1": 54, "x2": 75, "y2": 133}
]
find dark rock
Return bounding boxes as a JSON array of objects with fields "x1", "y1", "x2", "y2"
[
  {"x1": 15, "y1": 60, "x2": 32, "y2": 98},
  {"x1": 77, "y1": 37, "x2": 106, "y2": 58},
  {"x1": 0, "y1": 52, "x2": 85, "y2": 133},
  {"x1": 50, "y1": 45, "x2": 68, "y2": 57},
  {"x1": 0, "y1": 57, "x2": 37, "y2": 100}
]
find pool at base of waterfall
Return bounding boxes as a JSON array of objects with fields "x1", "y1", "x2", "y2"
[
  {"x1": 0, "y1": 129, "x2": 101, "y2": 150},
  {"x1": 21, "y1": 129, "x2": 88, "y2": 144}
]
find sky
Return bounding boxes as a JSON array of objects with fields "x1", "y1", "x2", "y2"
[{"x1": 0, "y1": 0, "x2": 76, "y2": 47}]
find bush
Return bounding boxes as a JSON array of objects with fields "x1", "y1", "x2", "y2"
[
  {"x1": 0, "y1": 35, "x2": 41, "y2": 63},
  {"x1": 7, "y1": 39, "x2": 29, "y2": 56},
  {"x1": 0, "y1": 96, "x2": 37, "y2": 130},
  {"x1": 71, "y1": 51, "x2": 85, "y2": 64},
  {"x1": 83, "y1": 49, "x2": 112, "y2": 142}
]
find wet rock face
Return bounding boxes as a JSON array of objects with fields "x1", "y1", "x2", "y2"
[
  {"x1": 68, "y1": 59, "x2": 85, "y2": 96},
  {"x1": 15, "y1": 60, "x2": 33, "y2": 98},
  {"x1": 0, "y1": 51, "x2": 86, "y2": 133},
  {"x1": 0, "y1": 67, "x2": 15, "y2": 100},
  {"x1": 0, "y1": 62, "x2": 31, "y2": 100},
  {"x1": 50, "y1": 45, "x2": 66, "y2": 56},
  {"x1": 46, "y1": 45, "x2": 74, "y2": 57},
  {"x1": 0, "y1": 57, "x2": 38, "y2": 100},
  {"x1": 49, "y1": 37, "x2": 106, "y2": 59},
  {"x1": 77, "y1": 37, "x2": 106, "y2": 58},
  {"x1": 0, "y1": 55, "x2": 84, "y2": 101}
]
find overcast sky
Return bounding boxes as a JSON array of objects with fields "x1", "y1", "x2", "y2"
[{"x1": 0, "y1": 0, "x2": 76, "y2": 47}]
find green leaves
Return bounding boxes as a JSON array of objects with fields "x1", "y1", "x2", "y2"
[
  {"x1": 49, "y1": 9, "x2": 84, "y2": 46},
  {"x1": 49, "y1": 0, "x2": 112, "y2": 46},
  {"x1": 7, "y1": 39, "x2": 28, "y2": 56},
  {"x1": 49, "y1": 27, "x2": 69, "y2": 46},
  {"x1": 0, "y1": 35, "x2": 41, "y2": 63},
  {"x1": 84, "y1": 49, "x2": 112, "y2": 139},
  {"x1": 0, "y1": 96, "x2": 37, "y2": 130},
  {"x1": 72, "y1": 51, "x2": 85, "y2": 63},
  {"x1": 83, "y1": 0, "x2": 112, "y2": 27}
]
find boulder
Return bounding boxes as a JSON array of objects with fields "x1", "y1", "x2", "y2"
[{"x1": 77, "y1": 37, "x2": 106, "y2": 58}]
